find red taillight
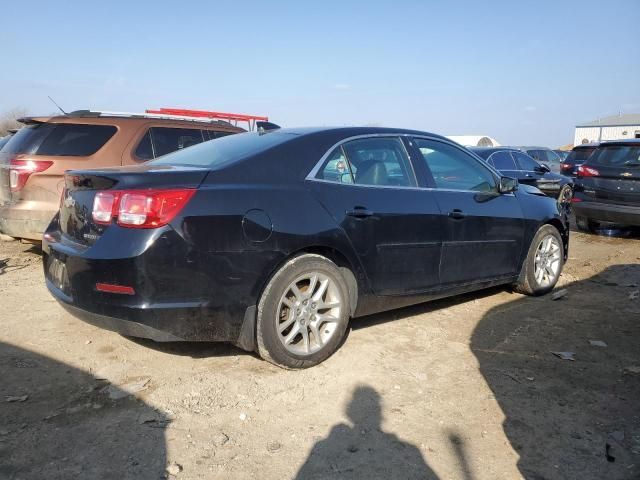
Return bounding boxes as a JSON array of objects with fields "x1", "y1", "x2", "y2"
[
  {"x1": 9, "y1": 159, "x2": 53, "y2": 192},
  {"x1": 560, "y1": 162, "x2": 571, "y2": 171},
  {"x1": 571, "y1": 197, "x2": 582, "y2": 203},
  {"x1": 95, "y1": 283, "x2": 135, "y2": 295},
  {"x1": 90, "y1": 189, "x2": 195, "y2": 228},
  {"x1": 577, "y1": 165, "x2": 600, "y2": 177}
]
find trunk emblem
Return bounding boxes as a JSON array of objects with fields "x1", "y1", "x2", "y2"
[{"x1": 621, "y1": 172, "x2": 632, "y2": 177}]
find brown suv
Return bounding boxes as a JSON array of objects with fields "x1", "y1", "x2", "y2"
[{"x1": 0, "y1": 111, "x2": 244, "y2": 241}]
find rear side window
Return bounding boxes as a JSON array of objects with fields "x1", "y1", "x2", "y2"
[
  {"x1": 2, "y1": 123, "x2": 116, "y2": 156},
  {"x1": 341, "y1": 137, "x2": 416, "y2": 187},
  {"x1": 488, "y1": 151, "x2": 517, "y2": 170},
  {"x1": 150, "y1": 128, "x2": 205, "y2": 157},
  {"x1": 589, "y1": 146, "x2": 640, "y2": 166},
  {"x1": 205, "y1": 130, "x2": 235, "y2": 140}
]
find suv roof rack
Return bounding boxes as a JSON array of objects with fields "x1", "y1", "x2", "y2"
[
  {"x1": 62, "y1": 109, "x2": 241, "y2": 128},
  {"x1": 145, "y1": 108, "x2": 269, "y2": 131}
]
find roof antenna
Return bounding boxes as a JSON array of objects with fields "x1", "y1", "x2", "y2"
[{"x1": 47, "y1": 96, "x2": 67, "y2": 115}]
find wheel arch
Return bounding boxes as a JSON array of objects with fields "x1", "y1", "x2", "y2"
[
  {"x1": 544, "y1": 217, "x2": 569, "y2": 259},
  {"x1": 234, "y1": 244, "x2": 362, "y2": 353}
]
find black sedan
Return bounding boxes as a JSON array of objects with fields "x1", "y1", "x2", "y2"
[
  {"x1": 573, "y1": 139, "x2": 640, "y2": 231},
  {"x1": 470, "y1": 147, "x2": 574, "y2": 206},
  {"x1": 43, "y1": 127, "x2": 569, "y2": 368}
]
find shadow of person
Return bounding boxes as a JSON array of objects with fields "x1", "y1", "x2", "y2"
[
  {"x1": 471, "y1": 264, "x2": 640, "y2": 480},
  {"x1": 295, "y1": 385, "x2": 438, "y2": 480},
  {"x1": 0, "y1": 341, "x2": 168, "y2": 479}
]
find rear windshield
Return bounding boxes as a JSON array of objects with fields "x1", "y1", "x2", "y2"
[
  {"x1": 150, "y1": 130, "x2": 297, "y2": 169},
  {"x1": 589, "y1": 145, "x2": 640, "y2": 167},
  {"x1": 1, "y1": 123, "x2": 117, "y2": 156},
  {"x1": 566, "y1": 147, "x2": 595, "y2": 162}
]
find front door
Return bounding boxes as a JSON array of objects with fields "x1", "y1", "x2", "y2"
[
  {"x1": 308, "y1": 136, "x2": 443, "y2": 295},
  {"x1": 410, "y1": 138, "x2": 525, "y2": 285}
]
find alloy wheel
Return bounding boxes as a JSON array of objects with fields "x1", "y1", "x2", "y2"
[
  {"x1": 276, "y1": 272, "x2": 343, "y2": 356},
  {"x1": 533, "y1": 234, "x2": 562, "y2": 288}
]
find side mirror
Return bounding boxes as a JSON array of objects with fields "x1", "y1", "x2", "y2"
[
  {"x1": 536, "y1": 163, "x2": 551, "y2": 173},
  {"x1": 499, "y1": 176, "x2": 518, "y2": 194}
]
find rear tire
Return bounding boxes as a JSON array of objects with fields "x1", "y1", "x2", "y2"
[
  {"x1": 256, "y1": 254, "x2": 350, "y2": 369},
  {"x1": 514, "y1": 224, "x2": 564, "y2": 296}
]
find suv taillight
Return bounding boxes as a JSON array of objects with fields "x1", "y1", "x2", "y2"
[
  {"x1": 560, "y1": 162, "x2": 571, "y2": 171},
  {"x1": 92, "y1": 189, "x2": 195, "y2": 228},
  {"x1": 9, "y1": 159, "x2": 54, "y2": 192},
  {"x1": 577, "y1": 165, "x2": 600, "y2": 177}
]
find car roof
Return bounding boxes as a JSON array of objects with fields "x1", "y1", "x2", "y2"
[
  {"x1": 259, "y1": 126, "x2": 452, "y2": 141},
  {"x1": 573, "y1": 142, "x2": 600, "y2": 149},
  {"x1": 600, "y1": 138, "x2": 640, "y2": 147}
]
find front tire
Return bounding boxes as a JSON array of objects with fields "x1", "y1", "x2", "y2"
[
  {"x1": 256, "y1": 254, "x2": 350, "y2": 369},
  {"x1": 514, "y1": 225, "x2": 564, "y2": 296}
]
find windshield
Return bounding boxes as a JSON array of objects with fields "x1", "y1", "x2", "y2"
[
  {"x1": 566, "y1": 147, "x2": 595, "y2": 162},
  {"x1": 589, "y1": 146, "x2": 640, "y2": 166},
  {"x1": 150, "y1": 130, "x2": 297, "y2": 169}
]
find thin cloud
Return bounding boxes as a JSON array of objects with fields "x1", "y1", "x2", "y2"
[
  {"x1": 523, "y1": 106, "x2": 537, "y2": 112},
  {"x1": 333, "y1": 83, "x2": 350, "y2": 90}
]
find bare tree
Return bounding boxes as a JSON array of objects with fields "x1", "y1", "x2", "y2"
[{"x1": 0, "y1": 108, "x2": 29, "y2": 136}]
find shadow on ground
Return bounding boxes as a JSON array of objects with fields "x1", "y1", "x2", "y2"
[
  {"x1": 0, "y1": 341, "x2": 168, "y2": 479},
  {"x1": 295, "y1": 385, "x2": 440, "y2": 480},
  {"x1": 471, "y1": 264, "x2": 640, "y2": 479}
]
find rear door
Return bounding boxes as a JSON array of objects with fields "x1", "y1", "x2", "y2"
[
  {"x1": 411, "y1": 137, "x2": 524, "y2": 286},
  {"x1": 308, "y1": 136, "x2": 443, "y2": 295},
  {"x1": 580, "y1": 144, "x2": 640, "y2": 206}
]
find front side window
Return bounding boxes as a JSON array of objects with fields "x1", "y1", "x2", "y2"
[
  {"x1": 415, "y1": 139, "x2": 496, "y2": 192},
  {"x1": 488, "y1": 151, "x2": 517, "y2": 170},
  {"x1": 513, "y1": 151, "x2": 540, "y2": 171}
]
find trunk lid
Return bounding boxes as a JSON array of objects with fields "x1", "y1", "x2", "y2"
[{"x1": 59, "y1": 164, "x2": 209, "y2": 245}]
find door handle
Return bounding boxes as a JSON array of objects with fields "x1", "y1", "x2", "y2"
[
  {"x1": 448, "y1": 209, "x2": 466, "y2": 220},
  {"x1": 346, "y1": 206, "x2": 374, "y2": 218}
]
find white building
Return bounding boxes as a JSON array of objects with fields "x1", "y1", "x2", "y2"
[
  {"x1": 574, "y1": 113, "x2": 640, "y2": 145},
  {"x1": 446, "y1": 135, "x2": 501, "y2": 147}
]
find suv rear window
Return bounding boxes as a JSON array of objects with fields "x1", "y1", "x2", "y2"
[
  {"x1": 589, "y1": 145, "x2": 640, "y2": 167},
  {"x1": 566, "y1": 147, "x2": 596, "y2": 162},
  {"x1": 2, "y1": 123, "x2": 116, "y2": 156}
]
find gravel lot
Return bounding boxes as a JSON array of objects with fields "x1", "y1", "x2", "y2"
[{"x1": 1, "y1": 228, "x2": 639, "y2": 480}]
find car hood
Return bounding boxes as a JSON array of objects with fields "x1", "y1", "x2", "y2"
[{"x1": 518, "y1": 183, "x2": 546, "y2": 197}]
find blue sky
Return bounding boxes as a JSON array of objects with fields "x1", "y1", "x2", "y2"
[{"x1": 2, "y1": 0, "x2": 639, "y2": 146}]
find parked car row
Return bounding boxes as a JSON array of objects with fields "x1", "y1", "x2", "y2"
[{"x1": 3, "y1": 107, "x2": 635, "y2": 368}]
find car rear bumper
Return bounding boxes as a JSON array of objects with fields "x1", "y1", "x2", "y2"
[
  {"x1": 573, "y1": 201, "x2": 640, "y2": 226},
  {"x1": 42, "y1": 223, "x2": 257, "y2": 344},
  {"x1": 0, "y1": 204, "x2": 55, "y2": 241}
]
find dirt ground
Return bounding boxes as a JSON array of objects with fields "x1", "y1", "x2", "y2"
[{"x1": 1, "y1": 227, "x2": 639, "y2": 480}]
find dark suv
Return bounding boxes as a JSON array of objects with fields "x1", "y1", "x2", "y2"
[
  {"x1": 560, "y1": 143, "x2": 599, "y2": 177},
  {"x1": 573, "y1": 139, "x2": 640, "y2": 230}
]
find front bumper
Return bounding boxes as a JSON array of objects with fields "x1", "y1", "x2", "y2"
[{"x1": 573, "y1": 200, "x2": 640, "y2": 226}]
